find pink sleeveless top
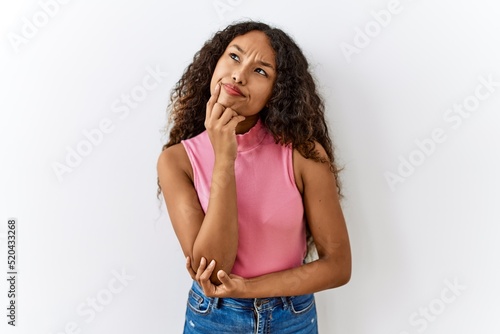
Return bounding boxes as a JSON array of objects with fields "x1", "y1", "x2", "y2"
[{"x1": 181, "y1": 119, "x2": 307, "y2": 278}]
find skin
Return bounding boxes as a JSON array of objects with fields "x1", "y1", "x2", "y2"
[
  {"x1": 157, "y1": 30, "x2": 351, "y2": 296},
  {"x1": 210, "y1": 30, "x2": 277, "y2": 134}
]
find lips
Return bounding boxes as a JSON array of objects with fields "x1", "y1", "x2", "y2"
[{"x1": 222, "y1": 83, "x2": 244, "y2": 97}]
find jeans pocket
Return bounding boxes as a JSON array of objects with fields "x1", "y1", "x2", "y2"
[
  {"x1": 187, "y1": 288, "x2": 212, "y2": 315},
  {"x1": 289, "y1": 294, "x2": 315, "y2": 315}
]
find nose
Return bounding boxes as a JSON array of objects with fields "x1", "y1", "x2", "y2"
[{"x1": 232, "y1": 67, "x2": 247, "y2": 85}]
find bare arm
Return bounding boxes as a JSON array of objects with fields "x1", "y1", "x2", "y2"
[{"x1": 158, "y1": 83, "x2": 245, "y2": 284}]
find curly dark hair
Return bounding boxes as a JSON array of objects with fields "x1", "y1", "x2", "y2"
[{"x1": 158, "y1": 20, "x2": 342, "y2": 199}]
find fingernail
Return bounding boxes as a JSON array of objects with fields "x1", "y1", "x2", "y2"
[
  {"x1": 210, "y1": 260, "x2": 215, "y2": 266},
  {"x1": 215, "y1": 83, "x2": 220, "y2": 91}
]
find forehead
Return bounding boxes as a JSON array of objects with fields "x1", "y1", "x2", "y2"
[{"x1": 228, "y1": 31, "x2": 276, "y2": 63}]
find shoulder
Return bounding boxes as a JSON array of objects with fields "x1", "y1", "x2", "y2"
[
  {"x1": 292, "y1": 141, "x2": 330, "y2": 194},
  {"x1": 293, "y1": 141, "x2": 330, "y2": 168},
  {"x1": 157, "y1": 143, "x2": 186, "y2": 168},
  {"x1": 157, "y1": 143, "x2": 193, "y2": 182}
]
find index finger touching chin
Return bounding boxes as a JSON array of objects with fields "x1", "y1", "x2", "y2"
[{"x1": 206, "y1": 83, "x2": 221, "y2": 120}]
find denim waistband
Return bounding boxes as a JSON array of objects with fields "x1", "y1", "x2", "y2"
[{"x1": 190, "y1": 280, "x2": 291, "y2": 311}]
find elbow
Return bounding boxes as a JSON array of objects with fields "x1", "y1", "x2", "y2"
[
  {"x1": 336, "y1": 265, "x2": 351, "y2": 287},
  {"x1": 190, "y1": 247, "x2": 237, "y2": 285},
  {"x1": 189, "y1": 251, "x2": 221, "y2": 285},
  {"x1": 337, "y1": 251, "x2": 352, "y2": 287},
  {"x1": 325, "y1": 254, "x2": 352, "y2": 289},
  {"x1": 189, "y1": 243, "x2": 209, "y2": 273},
  {"x1": 329, "y1": 267, "x2": 351, "y2": 289},
  {"x1": 191, "y1": 241, "x2": 210, "y2": 269},
  {"x1": 190, "y1": 248, "x2": 201, "y2": 269}
]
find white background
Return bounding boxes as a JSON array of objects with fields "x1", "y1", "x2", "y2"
[{"x1": 1, "y1": 0, "x2": 499, "y2": 333}]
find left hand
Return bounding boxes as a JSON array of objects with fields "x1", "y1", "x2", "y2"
[{"x1": 186, "y1": 256, "x2": 248, "y2": 298}]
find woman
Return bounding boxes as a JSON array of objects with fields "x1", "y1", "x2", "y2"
[{"x1": 157, "y1": 21, "x2": 351, "y2": 334}]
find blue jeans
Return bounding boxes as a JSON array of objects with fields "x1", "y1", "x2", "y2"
[{"x1": 184, "y1": 281, "x2": 318, "y2": 334}]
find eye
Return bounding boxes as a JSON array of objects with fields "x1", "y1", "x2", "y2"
[
  {"x1": 229, "y1": 53, "x2": 240, "y2": 62},
  {"x1": 255, "y1": 68, "x2": 267, "y2": 77}
]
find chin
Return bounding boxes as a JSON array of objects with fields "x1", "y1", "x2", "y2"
[{"x1": 217, "y1": 95, "x2": 232, "y2": 106}]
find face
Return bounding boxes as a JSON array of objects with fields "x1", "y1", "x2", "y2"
[{"x1": 210, "y1": 30, "x2": 277, "y2": 117}]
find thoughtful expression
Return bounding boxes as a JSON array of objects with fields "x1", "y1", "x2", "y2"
[{"x1": 210, "y1": 30, "x2": 277, "y2": 117}]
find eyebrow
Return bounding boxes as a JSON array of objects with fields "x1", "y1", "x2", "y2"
[{"x1": 229, "y1": 44, "x2": 275, "y2": 71}]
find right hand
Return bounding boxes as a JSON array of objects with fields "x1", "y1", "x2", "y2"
[{"x1": 205, "y1": 83, "x2": 246, "y2": 161}]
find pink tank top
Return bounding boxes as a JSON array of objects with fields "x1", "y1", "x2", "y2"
[{"x1": 181, "y1": 119, "x2": 307, "y2": 278}]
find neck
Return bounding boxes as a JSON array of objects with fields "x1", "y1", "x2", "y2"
[{"x1": 235, "y1": 114, "x2": 260, "y2": 134}]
